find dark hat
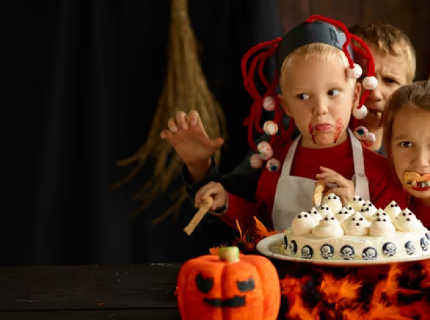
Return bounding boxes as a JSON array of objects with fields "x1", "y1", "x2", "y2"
[{"x1": 275, "y1": 21, "x2": 354, "y2": 74}]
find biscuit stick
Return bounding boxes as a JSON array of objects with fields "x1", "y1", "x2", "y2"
[
  {"x1": 312, "y1": 181, "x2": 326, "y2": 207},
  {"x1": 184, "y1": 196, "x2": 214, "y2": 235}
]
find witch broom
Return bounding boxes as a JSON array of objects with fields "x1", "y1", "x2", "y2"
[{"x1": 114, "y1": 0, "x2": 227, "y2": 224}]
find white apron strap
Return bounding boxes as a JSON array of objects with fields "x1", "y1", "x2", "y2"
[{"x1": 349, "y1": 128, "x2": 370, "y2": 201}]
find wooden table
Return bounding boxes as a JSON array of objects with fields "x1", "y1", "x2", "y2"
[{"x1": 0, "y1": 263, "x2": 182, "y2": 319}]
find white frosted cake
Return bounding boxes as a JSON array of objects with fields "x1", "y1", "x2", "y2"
[{"x1": 280, "y1": 194, "x2": 430, "y2": 261}]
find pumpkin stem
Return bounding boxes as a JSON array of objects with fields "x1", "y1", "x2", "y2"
[{"x1": 218, "y1": 246, "x2": 240, "y2": 263}]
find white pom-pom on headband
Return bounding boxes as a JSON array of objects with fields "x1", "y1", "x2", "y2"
[
  {"x1": 348, "y1": 63, "x2": 362, "y2": 79},
  {"x1": 363, "y1": 76, "x2": 378, "y2": 90}
]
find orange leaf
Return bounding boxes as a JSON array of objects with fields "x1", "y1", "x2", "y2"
[
  {"x1": 253, "y1": 216, "x2": 278, "y2": 239},
  {"x1": 281, "y1": 275, "x2": 312, "y2": 297},
  {"x1": 209, "y1": 247, "x2": 220, "y2": 256},
  {"x1": 319, "y1": 273, "x2": 362, "y2": 305},
  {"x1": 235, "y1": 219, "x2": 243, "y2": 238},
  {"x1": 286, "y1": 296, "x2": 321, "y2": 320},
  {"x1": 397, "y1": 300, "x2": 430, "y2": 318},
  {"x1": 370, "y1": 280, "x2": 386, "y2": 306},
  {"x1": 232, "y1": 237, "x2": 256, "y2": 254},
  {"x1": 384, "y1": 264, "x2": 403, "y2": 303},
  {"x1": 365, "y1": 302, "x2": 412, "y2": 320},
  {"x1": 419, "y1": 260, "x2": 430, "y2": 288},
  {"x1": 368, "y1": 264, "x2": 408, "y2": 306},
  {"x1": 343, "y1": 306, "x2": 367, "y2": 319}
]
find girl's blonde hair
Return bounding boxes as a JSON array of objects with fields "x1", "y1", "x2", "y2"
[{"x1": 383, "y1": 80, "x2": 430, "y2": 158}]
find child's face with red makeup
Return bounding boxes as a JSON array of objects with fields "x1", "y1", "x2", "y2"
[
  {"x1": 279, "y1": 55, "x2": 360, "y2": 149},
  {"x1": 391, "y1": 105, "x2": 430, "y2": 206}
]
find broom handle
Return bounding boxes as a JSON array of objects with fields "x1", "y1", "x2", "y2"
[
  {"x1": 171, "y1": 0, "x2": 188, "y2": 16},
  {"x1": 183, "y1": 196, "x2": 214, "y2": 235}
]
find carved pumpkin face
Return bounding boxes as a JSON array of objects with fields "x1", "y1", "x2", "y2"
[
  {"x1": 177, "y1": 247, "x2": 280, "y2": 320},
  {"x1": 195, "y1": 269, "x2": 256, "y2": 308}
]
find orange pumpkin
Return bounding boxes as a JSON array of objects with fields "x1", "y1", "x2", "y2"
[{"x1": 177, "y1": 246, "x2": 280, "y2": 320}]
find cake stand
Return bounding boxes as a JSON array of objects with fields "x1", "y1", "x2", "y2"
[{"x1": 257, "y1": 233, "x2": 430, "y2": 267}]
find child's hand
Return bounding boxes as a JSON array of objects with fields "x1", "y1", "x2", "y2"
[
  {"x1": 160, "y1": 110, "x2": 224, "y2": 167},
  {"x1": 195, "y1": 182, "x2": 227, "y2": 212},
  {"x1": 315, "y1": 166, "x2": 355, "y2": 206}
]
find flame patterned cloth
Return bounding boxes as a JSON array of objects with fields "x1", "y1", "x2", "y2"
[{"x1": 209, "y1": 218, "x2": 430, "y2": 320}]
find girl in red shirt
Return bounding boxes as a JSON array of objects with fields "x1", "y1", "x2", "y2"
[{"x1": 383, "y1": 81, "x2": 430, "y2": 228}]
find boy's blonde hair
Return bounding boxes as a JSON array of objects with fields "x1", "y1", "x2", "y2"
[
  {"x1": 279, "y1": 43, "x2": 351, "y2": 90},
  {"x1": 383, "y1": 80, "x2": 430, "y2": 158},
  {"x1": 349, "y1": 22, "x2": 416, "y2": 83}
]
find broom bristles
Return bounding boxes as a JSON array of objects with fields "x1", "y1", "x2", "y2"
[{"x1": 114, "y1": 0, "x2": 227, "y2": 224}]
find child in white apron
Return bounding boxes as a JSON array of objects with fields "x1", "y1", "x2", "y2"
[{"x1": 194, "y1": 16, "x2": 408, "y2": 231}]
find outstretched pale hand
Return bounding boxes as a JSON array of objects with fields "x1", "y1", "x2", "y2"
[
  {"x1": 315, "y1": 166, "x2": 355, "y2": 206},
  {"x1": 160, "y1": 110, "x2": 224, "y2": 166}
]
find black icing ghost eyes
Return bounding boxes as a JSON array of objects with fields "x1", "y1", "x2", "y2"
[
  {"x1": 352, "y1": 218, "x2": 356, "y2": 221},
  {"x1": 298, "y1": 215, "x2": 302, "y2": 218},
  {"x1": 348, "y1": 207, "x2": 352, "y2": 210},
  {"x1": 383, "y1": 219, "x2": 386, "y2": 222},
  {"x1": 409, "y1": 213, "x2": 412, "y2": 216},
  {"x1": 304, "y1": 214, "x2": 308, "y2": 218},
  {"x1": 325, "y1": 217, "x2": 328, "y2": 221},
  {"x1": 361, "y1": 209, "x2": 365, "y2": 212},
  {"x1": 333, "y1": 196, "x2": 337, "y2": 199},
  {"x1": 328, "y1": 196, "x2": 331, "y2": 200},
  {"x1": 383, "y1": 213, "x2": 386, "y2": 216},
  {"x1": 368, "y1": 203, "x2": 373, "y2": 207},
  {"x1": 359, "y1": 198, "x2": 362, "y2": 201},
  {"x1": 377, "y1": 218, "x2": 381, "y2": 221},
  {"x1": 359, "y1": 218, "x2": 363, "y2": 221},
  {"x1": 331, "y1": 217, "x2": 335, "y2": 220}
]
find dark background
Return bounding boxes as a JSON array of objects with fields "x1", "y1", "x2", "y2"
[{"x1": 4, "y1": 0, "x2": 430, "y2": 266}]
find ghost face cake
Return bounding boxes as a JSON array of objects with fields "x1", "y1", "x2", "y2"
[
  {"x1": 280, "y1": 196, "x2": 430, "y2": 261},
  {"x1": 321, "y1": 193, "x2": 343, "y2": 214}
]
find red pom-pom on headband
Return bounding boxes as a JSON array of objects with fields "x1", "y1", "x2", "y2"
[
  {"x1": 241, "y1": 38, "x2": 284, "y2": 153},
  {"x1": 241, "y1": 15, "x2": 378, "y2": 158}
]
